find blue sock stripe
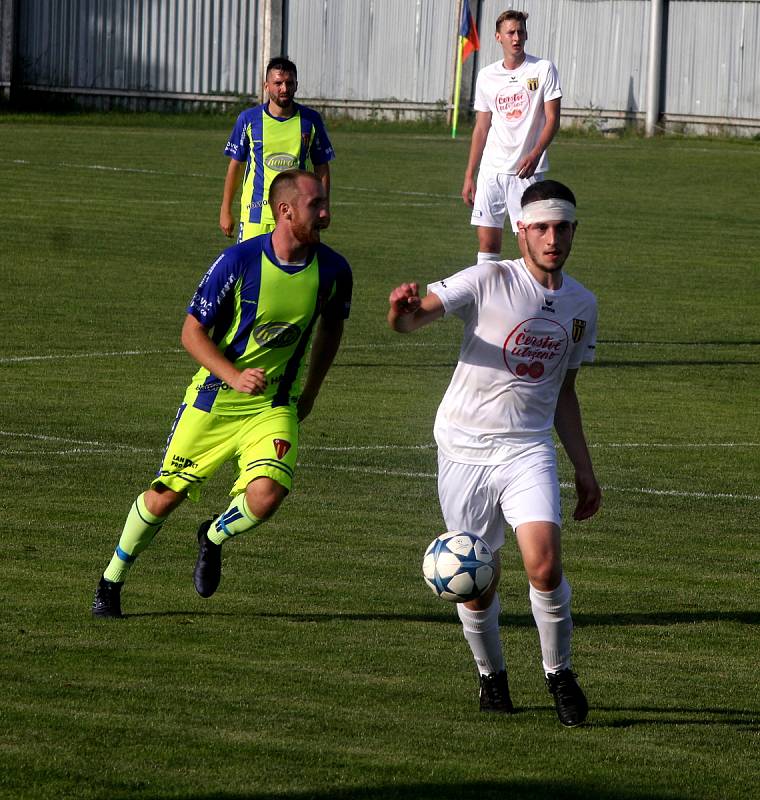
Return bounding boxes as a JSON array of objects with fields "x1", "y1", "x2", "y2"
[
  {"x1": 115, "y1": 546, "x2": 136, "y2": 563},
  {"x1": 221, "y1": 508, "x2": 244, "y2": 526},
  {"x1": 216, "y1": 516, "x2": 236, "y2": 538}
]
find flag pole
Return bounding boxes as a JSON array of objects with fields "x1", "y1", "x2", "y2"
[
  {"x1": 451, "y1": 36, "x2": 464, "y2": 139},
  {"x1": 449, "y1": 0, "x2": 464, "y2": 135}
]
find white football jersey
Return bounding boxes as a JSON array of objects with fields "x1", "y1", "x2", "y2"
[
  {"x1": 474, "y1": 55, "x2": 562, "y2": 175},
  {"x1": 428, "y1": 258, "x2": 597, "y2": 464}
]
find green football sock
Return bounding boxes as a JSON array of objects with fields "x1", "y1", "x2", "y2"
[
  {"x1": 208, "y1": 494, "x2": 262, "y2": 545},
  {"x1": 103, "y1": 493, "x2": 166, "y2": 583}
]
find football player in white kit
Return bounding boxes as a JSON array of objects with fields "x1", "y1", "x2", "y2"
[
  {"x1": 462, "y1": 10, "x2": 562, "y2": 264},
  {"x1": 388, "y1": 180, "x2": 601, "y2": 727}
]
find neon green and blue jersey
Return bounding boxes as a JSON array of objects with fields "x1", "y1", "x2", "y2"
[
  {"x1": 184, "y1": 233, "x2": 352, "y2": 416},
  {"x1": 224, "y1": 103, "x2": 335, "y2": 226}
]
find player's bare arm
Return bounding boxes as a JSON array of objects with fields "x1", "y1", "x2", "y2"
[
  {"x1": 517, "y1": 98, "x2": 562, "y2": 179},
  {"x1": 297, "y1": 316, "x2": 344, "y2": 421},
  {"x1": 462, "y1": 111, "x2": 492, "y2": 206},
  {"x1": 181, "y1": 314, "x2": 267, "y2": 395},
  {"x1": 220, "y1": 159, "x2": 246, "y2": 237},
  {"x1": 387, "y1": 283, "x2": 445, "y2": 333},
  {"x1": 553, "y1": 367, "x2": 601, "y2": 521}
]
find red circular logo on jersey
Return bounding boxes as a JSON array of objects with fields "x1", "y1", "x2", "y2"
[
  {"x1": 495, "y1": 87, "x2": 530, "y2": 124},
  {"x1": 503, "y1": 318, "x2": 568, "y2": 381}
]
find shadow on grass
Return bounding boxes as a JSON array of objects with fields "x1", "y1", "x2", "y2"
[
  {"x1": 110, "y1": 779, "x2": 682, "y2": 800},
  {"x1": 591, "y1": 706, "x2": 759, "y2": 731},
  {"x1": 248, "y1": 609, "x2": 760, "y2": 627}
]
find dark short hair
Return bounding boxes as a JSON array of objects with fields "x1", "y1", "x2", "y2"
[
  {"x1": 521, "y1": 180, "x2": 576, "y2": 208},
  {"x1": 266, "y1": 57, "x2": 297, "y2": 79},
  {"x1": 495, "y1": 10, "x2": 528, "y2": 32},
  {"x1": 269, "y1": 169, "x2": 320, "y2": 218}
]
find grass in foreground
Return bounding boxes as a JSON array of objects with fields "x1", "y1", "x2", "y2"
[{"x1": 0, "y1": 116, "x2": 758, "y2": 800}]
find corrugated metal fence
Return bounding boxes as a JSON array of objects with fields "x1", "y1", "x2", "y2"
[{"x1": 3, "y1": 0, "x2": 760, "y2": 133}]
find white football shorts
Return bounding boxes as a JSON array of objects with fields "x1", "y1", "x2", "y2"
[
  {"x1": 437, "y1": 438, "x2": 560, "y2": 552},
  {"x1": 470, "y1": 171, "x2": 544, "y2": 233}
]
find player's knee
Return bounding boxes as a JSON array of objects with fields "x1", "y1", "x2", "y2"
[
  {"x1": 245, "y1": 477, "x2": 287, "y2": 519},
  {"x1": 144, "y1": 485, "x2": 185, "y2": 517},
  {"x1": 527, "y1": 560, "x2": 563, "y2": 592}
]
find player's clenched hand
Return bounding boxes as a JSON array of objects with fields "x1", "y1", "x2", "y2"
[
  {"x1": 219, "y1": 209, "x2": 236, "y2": 238},
  {"x1": 461, "y1": 176, "x2": 476, "y2": 207},
  {"x1": 296, "y1": 389, "x2": 316, "y2": 422},
  {"x1": 229, "y1": 368, "x2": 267, "y2": 395},
  {"x1": 573, "y1": 470, "x2": 602, "y2": 521},
  {"x1": 389, "y1": 283, "x2": 421, "y2": 315}
]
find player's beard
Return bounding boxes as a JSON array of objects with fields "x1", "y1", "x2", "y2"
[
  {"x1": 292, "y1": 217, "x2": 323, "y2": 246},
  {"x1": 523, "y1": 236, "x2": 569, "y2": 273}
]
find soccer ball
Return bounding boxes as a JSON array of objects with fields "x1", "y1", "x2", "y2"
[{"x1": 422, "y1": 531, "x2": 495, "y2": 602}]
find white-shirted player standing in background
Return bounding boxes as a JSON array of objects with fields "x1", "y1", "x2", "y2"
[
  {"x1": 462, "y1": 10, "x2": 562, "y2": 264},
  {"x1": 388, "y1": 180, "x2": 601, "y2": 727}
]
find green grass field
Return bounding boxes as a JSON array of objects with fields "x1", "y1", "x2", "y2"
[{"x1": 0, "y1": 113, "x2": 758, "y2": 800}]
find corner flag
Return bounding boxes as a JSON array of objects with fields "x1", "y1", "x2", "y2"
[
  {"x1": 460, "y1": 1, "x2": 480, "y2": 61},
  {"x1": 451, "y1": 1, "x2": 480, "y2": 138}
]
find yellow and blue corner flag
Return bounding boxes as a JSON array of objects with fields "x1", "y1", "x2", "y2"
[{"x1": 452, "y1": 1, "x2": 480, "y2": 138}]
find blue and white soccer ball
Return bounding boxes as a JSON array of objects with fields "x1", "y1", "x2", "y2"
[{"x1": 422, "y1": 531, "x2": 496, "y2": 603}]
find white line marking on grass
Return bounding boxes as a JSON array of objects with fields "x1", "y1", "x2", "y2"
[
  {"x1": 0, "y1": 448, "x2": 111, "y2": 455},
  {"x1": 607, "y1": 485, "x2": 760, "y2": 502},
  {"x1": 9, "y1": 337, "x2": 755, "y2": 364},
  {"x1": 2, "y1": 430, "x2": 757, "y2": 453},
  {"x1": 308, "y1": 442, "x2": 760, "y2": 451},
  {"x1": 301, "y1": 463, "x2": 760, "y2": 502},
  {"x1": 0, "y1": 431, "x2": 155, "y2": 453},
  {"x1": 341, "y1": 185, "x2": 459, "y2": 200},
  {"x1": 2, "y1": 431, "x2": 757, "y2": 501},
  {"x1": 52, "y1": 197, "x2": 185, "y2": 205},
  {"x1": 0, "y1": 343, "x2": 454, "y2": 364},
  {"x1": 592, "y1": 442, "x2": 760, "y2": 449},
  {"x1": 332, "y1": 201, "x2": 449, "y2": 208},
  {"x1": 58, "y1": 161, "x2": 216, "y2": 179},
  {"x1": 0, "y1": 349, "x2": 184, "y2": 363},
  {"x1": 306, "y1": 443, "x2": 436, "y2": 451},
  {"x1": 6, "y1": 159, "x2": 460, "y2": 200}
]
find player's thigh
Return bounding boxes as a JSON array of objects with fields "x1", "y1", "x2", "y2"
[
  {"x1": 238, "y1": 220, "x2": 276, "y2": 243},
  {"x1": 506, "y1": 173, "x2": 543, "y2": 232},
  {"x1": 497, "y1": 437, "x2": 561, "y2": 531},
  {"x1": 153, "y1": 404, "x2": 241, "y2": 502},
  {"x1": 437, "y1": 455, "x2": 507, "y2": 551},
  {"x1": 232, "y1": 406, "x2": 299, "y2": 498},
  {"x1": 471, "y1": 172, "x2": 508, "y2": 230}
]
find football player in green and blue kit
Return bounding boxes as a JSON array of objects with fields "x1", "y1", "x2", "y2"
[
  {"x1": 219, "y1": 57, "x2": 335, "y2": 242},
  {"x1": 92, "y1": 170, "x2": 352, "y2": 617}
]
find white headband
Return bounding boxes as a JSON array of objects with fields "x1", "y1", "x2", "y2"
[{"x1": 520, "y1": 198, "x2": 576, "y2": 225}]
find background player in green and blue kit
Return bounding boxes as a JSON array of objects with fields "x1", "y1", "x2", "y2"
[
  {"x1": 93, "y1": 170, "x2": 352, "y2": 617},
  {"x1": 219, "y1": 57, "x2": 335, "y2": 242}
]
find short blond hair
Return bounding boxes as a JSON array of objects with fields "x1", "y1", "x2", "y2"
[
  {"x1": 269, "y1": 169, "x2": 320, "y2": 219},
  {"x1": 495, "y1": 10, "x2": 528, "y2": 32}
]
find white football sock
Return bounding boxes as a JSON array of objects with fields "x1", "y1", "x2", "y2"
[
  {"x1": 477, "y1": 251, "x2": 501, "y2": 264},
  {"x1": 529, "y1": 576, "x2": 573, "y2": 675},
  {"x1": 457, "y1": 594, "x2": 505, "y2": 676}
]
